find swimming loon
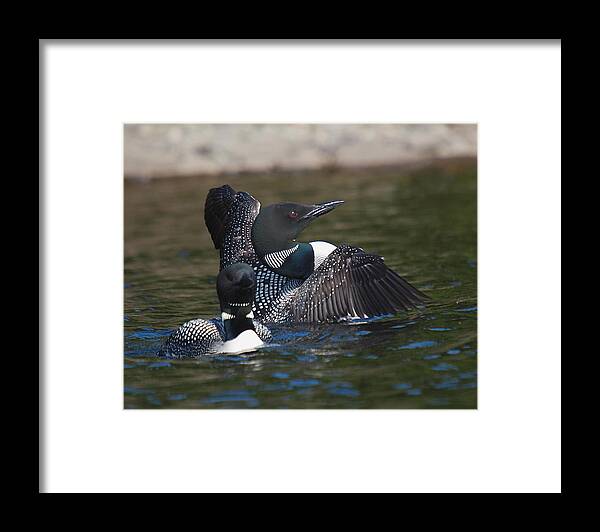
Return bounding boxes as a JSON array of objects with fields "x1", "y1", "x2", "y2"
[
  {"x1": 204, "y1": 185, "x2": 428, "y2": 323},
  {"x1": 158, "y1": 263, "x2": 271, "y2": 357}
]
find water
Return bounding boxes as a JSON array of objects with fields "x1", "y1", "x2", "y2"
[{"x1": 124, "y1": 159, "x2": 477, "y2": 408}]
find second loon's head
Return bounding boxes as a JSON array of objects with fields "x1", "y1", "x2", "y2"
[
  {"x1": 216, "y1": 263, "x2": 256, "y2": 318},
  {"x1": 252, "y1": 200, "x2": 344, "y2": 254}
]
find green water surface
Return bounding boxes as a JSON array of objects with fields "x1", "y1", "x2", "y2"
[{"x1": 124, "y1": 160, "x2": 477, "y2": 408}]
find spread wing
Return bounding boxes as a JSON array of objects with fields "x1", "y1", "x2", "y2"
[
  {"x1": 203, "y1": 185, "x2": 294, "y2": 321},
  {"x1": 289, "y1": 245, "x2": 429, "y2": 323},
  {"x1": 204, "y1": 185, "x2": 261, "y2": 268},
  {"x1": 204, "y1": 185, "x2": 237, "y2": 249}
]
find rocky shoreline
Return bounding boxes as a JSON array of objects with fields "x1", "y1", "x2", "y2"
[{"x1": 124, "y1": 124, "x2": 477, "y2": 180}]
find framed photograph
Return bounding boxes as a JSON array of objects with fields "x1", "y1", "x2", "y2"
[{"x1": 40, "y1": 39, "x2": 561, "y2": 493}]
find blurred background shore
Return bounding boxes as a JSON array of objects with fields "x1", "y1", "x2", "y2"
[{"x1": 124, "y1": 124, "x2": 476, "y2": 180}]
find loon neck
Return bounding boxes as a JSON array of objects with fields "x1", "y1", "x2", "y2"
[
  {"x1": 251, "y1": 214, "x2": 317, "y2": 279},
  {"x1": 221, "y1": 312, "x2": 255, "y2": 341},
  {"x1": 264, "y1": 242, "x2": 314, "y2": 280},
  {"x1": 251, "y1": 218, "x2": 296, "y2": 257}
]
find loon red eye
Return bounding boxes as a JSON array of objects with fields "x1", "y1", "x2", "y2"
[{"x1": 288, "y1": 211, "x2": 299, "y2": 220}]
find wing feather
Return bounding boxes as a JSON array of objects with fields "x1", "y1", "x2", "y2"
[
  {"x1": 290, "y1": 245, "x2": 429, "y2": 323},
  {"x1": 203, "y1": 185, "x2": 297, "y2": 322},
  {"x1": 204, "y1": 185, "x2": 261, "y2": 268},
  {"x1": 204, "y1": 185, "x2": 237, "y2": 249}
]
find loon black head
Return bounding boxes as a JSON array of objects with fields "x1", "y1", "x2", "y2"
[
  {"x1": 251, "y1": 200, "x2": 344, "y2": 279},
  {"x1": 217, "y1": 263, "x2": 256, "y2": 318},
  {"x1": 252, "y1": 200, "x2": 343, "y2": 254}
]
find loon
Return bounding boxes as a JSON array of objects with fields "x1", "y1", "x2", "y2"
[
  {"x1": 204, "y1": 185, "x2": 428, "y2": 323},
  {"x1": 158, "y1": 263, "x2": 271, "y2": 357}
]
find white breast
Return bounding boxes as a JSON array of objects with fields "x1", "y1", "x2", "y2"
[
  {"x1": 219, "y1": 330, "x2": 264, "y2": 355},
  {"x1": 310, "y1": 241, "x2": 337, "y2": 270}
]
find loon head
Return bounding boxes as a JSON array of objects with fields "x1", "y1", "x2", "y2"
[
  {"x1": 252, "y1": 200, "x2": 344, "y2": 255},
  {"x1": 217, "y1": 263, "x2": 256, "y2": 318}
]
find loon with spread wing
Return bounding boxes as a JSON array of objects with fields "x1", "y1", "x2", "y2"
[{"x1": 204, "y1": 185, "x2": 428, "y2": 323}]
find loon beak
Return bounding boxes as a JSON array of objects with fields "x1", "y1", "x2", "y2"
[{"x1": 300, "y1": 200, "x2": 344, "y2": 221}]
